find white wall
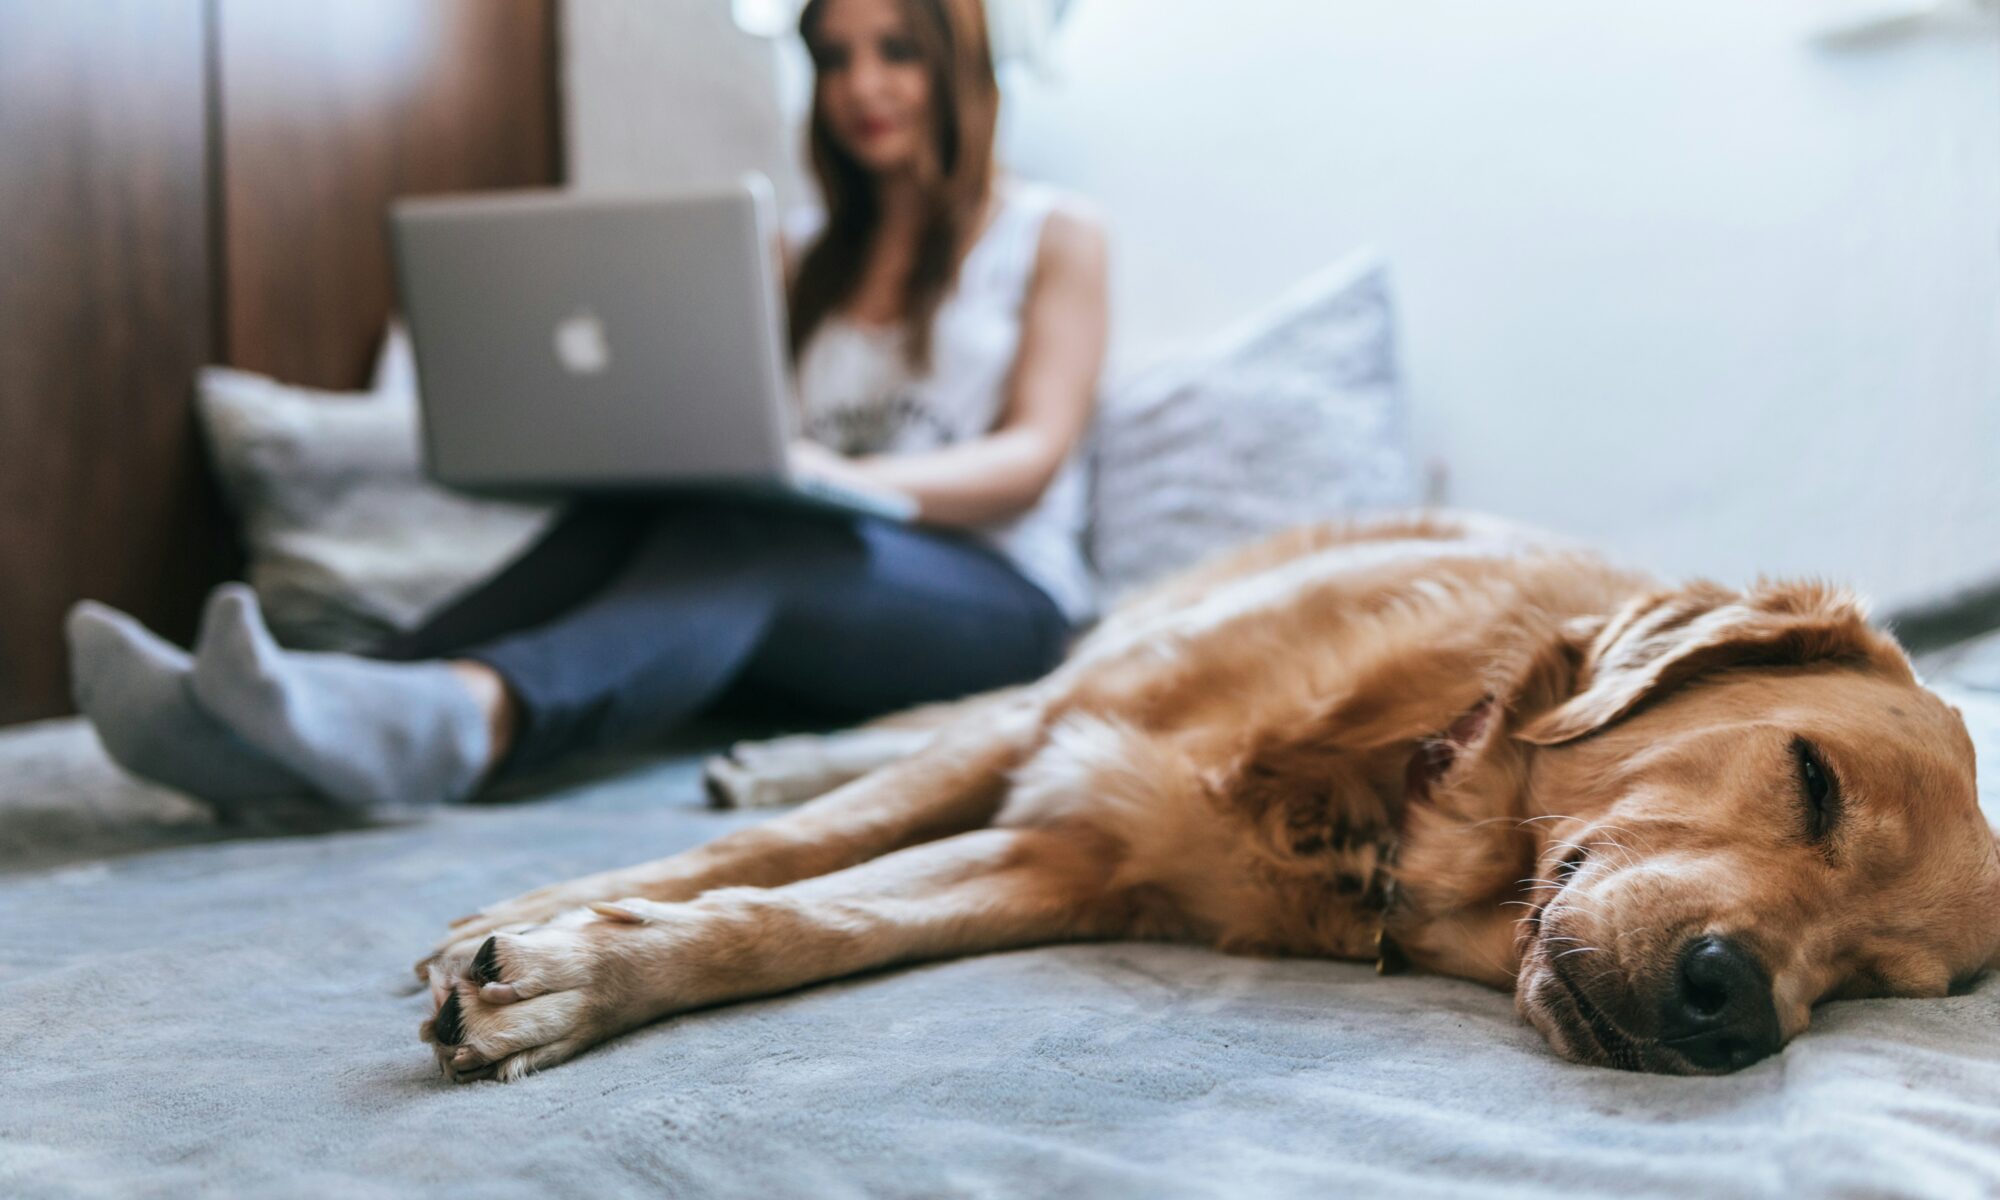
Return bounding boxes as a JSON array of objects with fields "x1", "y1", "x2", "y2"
[
  {"x1": 563, "y1": 0, "x2": 805, "y2": 208},
  {"x1": 566, "y1": 0, "x2": 2000, "y2": 610}
]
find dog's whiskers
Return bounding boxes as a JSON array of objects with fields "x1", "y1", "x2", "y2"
[{"x1": 1589, "y1": 823, "x2": 1661, "y2": 860}]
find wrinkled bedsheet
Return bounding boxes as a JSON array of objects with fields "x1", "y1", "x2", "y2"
[{"x1": 4, "y1": 687, "x2": 2000, "y2": 1199}]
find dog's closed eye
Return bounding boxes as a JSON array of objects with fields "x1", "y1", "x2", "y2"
[{"x1": 1793, "y1": 737, "x2": 1841, "y2": 843}]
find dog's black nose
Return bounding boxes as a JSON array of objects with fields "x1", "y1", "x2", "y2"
[{"x1": 1659, "y1": 935, "x2": 1782, "y2": 1072}]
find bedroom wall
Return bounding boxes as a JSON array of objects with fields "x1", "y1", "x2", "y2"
[
  {"x1": 564, "y1": 0, "x2": 2000, "y2": 612},
  {"x1": 563, "y1": 0, "x2": 806, "y2": 210}
]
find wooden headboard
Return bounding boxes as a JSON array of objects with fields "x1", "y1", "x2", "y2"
[{"x1": 0, "y1": 0, "x2": 560, "y2": 725}]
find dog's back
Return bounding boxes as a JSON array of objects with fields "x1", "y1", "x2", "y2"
[{"x1": 998, "y1": 513, "x2": 1654, "y2": 963}]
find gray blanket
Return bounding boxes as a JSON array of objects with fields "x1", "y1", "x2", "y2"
[{"x1": 5, "y1": 688, "x2": 2000, "y2": 1199}]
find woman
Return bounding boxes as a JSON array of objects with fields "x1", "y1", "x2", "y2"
[{"x1": 66, "y1": 0, "x2": 1107, "y2": 812}]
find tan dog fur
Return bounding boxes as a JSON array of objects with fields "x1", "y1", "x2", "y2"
[{"x1": 418, "y1": 513, "x2": 2000, "y2": 1080}]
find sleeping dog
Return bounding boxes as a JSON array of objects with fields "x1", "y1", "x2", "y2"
[{"x1": 419, "y1": 514, "x2": 2000, "y2": 1079}]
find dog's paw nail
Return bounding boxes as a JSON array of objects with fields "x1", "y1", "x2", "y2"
[
  {"x1": 447, "y1": 1059, "x2": 497, "y2": 1084},
  {"x1": 433, "y1": 992, "x2": 465, "y2": 1045},
  {"x1": 471, "y1": 936, "x2": 502, "y2": 984},
  {"x1": 479, "y1": 982, "x2": 520, "y2": 1005},
  {"x1": 590, "y1": 901, "x2": 647, "y2": 924}
]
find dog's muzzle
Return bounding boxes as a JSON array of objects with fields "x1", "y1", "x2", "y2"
[{"x1": 1657, "y1": 934, "x2": 1782, "y2": 1072}]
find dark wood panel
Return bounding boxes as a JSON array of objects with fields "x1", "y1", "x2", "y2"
[
  {"x1": 0, "y1": 0, "x2": 230, "y2": 725},
  {"x1": 218, "y1": 0, "x2": 561, "y2": 390},
  {"x1": 0, "y1": 0, "x2": 558, "y2": 725}
]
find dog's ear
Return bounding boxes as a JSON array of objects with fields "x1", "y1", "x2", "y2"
[{"x1": 1518, "y1": 579, "x2": 1909, "y2": 746}]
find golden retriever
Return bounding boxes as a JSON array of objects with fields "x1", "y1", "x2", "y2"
[{"x1": 418, "y1": 513, "x2": 2000, "y2": 1080}]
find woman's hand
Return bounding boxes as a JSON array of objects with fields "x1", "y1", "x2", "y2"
[{"x1": 787, "y1": 440, "x2": 917, "y2": 508}]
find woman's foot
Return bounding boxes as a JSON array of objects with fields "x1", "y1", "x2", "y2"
[
  {"x1": 190, "y1": 585, "x2": 494, "y2": 810},
  {"x1": 66, "y1": 601, "x2": 312, "y2": 809}
]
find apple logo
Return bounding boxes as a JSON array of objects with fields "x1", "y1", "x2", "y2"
[{"x1": 553, "y1": 308, "x2": 612, "y2": 376}]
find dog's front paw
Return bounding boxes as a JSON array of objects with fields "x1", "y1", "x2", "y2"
[
  {"x1": 419, "y1": 900, "x2": 673, "y2": 1083},
  {"x1": 413, "y1": 897, "x2": 591, "y2": 982},
  {"x1": 413, "y1": 868, "x2": 711, "y2": 982}
]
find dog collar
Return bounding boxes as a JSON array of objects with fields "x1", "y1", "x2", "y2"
[
  {"x1": 1368, "y1": 829, "x2": 1408, "y2": 975},
  {"x1": 1371, "y1": 886, "x2": 1409, "y2": 974}
]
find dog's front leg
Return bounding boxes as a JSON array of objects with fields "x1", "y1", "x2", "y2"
[
  {"x1": 421, "y1": 824, "x2": 1124, "y2": 1082},
  {"x1": 422, "y1": 705, "x2": 1045, "y2": 975}
]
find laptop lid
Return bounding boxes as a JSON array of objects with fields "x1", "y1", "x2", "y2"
[{"x1": 390, "y1": 179, "x2": 793, "y2": 494}]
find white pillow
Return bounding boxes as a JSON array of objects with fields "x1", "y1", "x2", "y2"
[
  {"x1": 197, "y1": 327, "x2": 556, "y2": 650},
  {"x1": 1087, "y1": 250, "x2": 1422, "y2": 602}
]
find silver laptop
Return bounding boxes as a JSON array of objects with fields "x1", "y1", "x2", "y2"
[{"x1": 388, "y1": 177, "x2": 914, "y2": 521}]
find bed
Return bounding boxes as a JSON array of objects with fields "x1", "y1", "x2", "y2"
[
  {"x1": 11, "y1": 247, "x2": 2000, "y2": 1197},
  {"x1": 5, "y1": 655, "x2": 1999, "y2": 1198}
]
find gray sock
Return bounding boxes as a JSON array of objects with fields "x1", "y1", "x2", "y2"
[
  {"x1": 189, "y1": 585, "x2": 492, "y2": 810},
  {"x1": 66, "y1": 601, "x2": 312, "y2": 810}
]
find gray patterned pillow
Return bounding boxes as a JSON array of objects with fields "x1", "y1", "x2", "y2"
[
  {"x1": 1087, "y1": 251, "x2": 1422, "y2": 602},
  {"x1": 196, "y1": 328, "x2": 555, "y2": 651}
]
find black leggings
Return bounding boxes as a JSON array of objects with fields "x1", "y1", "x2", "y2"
[{"x1": 381, "y1": 499, "x2": 1070, "y2": 777}]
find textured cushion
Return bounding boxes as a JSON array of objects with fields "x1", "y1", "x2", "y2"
[
  {"x1": 196, "y1": 327, "x2": 555, "y2": 651},
  {"x1": 1087, "y1": 250, "x2": 1422, "y2": 602}
]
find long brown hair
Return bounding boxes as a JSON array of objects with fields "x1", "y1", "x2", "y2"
[{"x1": 789, "y1": 0, "x2": 998, "y2": 372}]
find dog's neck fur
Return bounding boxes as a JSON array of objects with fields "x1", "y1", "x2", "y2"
[
  {"x1": 1211, "y1": 599, "x2": 1595, "y2": 988},
  {"x1": 1383, "y1": 711, "x2": 1554, "y2": 989},
  {"x1": 1388, "y1": 627, "x2": 1602, "y2": 989}
]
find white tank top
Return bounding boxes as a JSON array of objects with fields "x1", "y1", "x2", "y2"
[{"x1": 790, "y1": 181, "x2": 1096, "y2": 621}]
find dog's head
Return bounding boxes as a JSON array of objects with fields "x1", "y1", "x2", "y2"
[{"x1": 1510, "y1": 581, "x2": 2000, "y2": 1073}]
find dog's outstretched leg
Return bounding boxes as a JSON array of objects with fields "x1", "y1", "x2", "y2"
[
  {"x1": 422, "y1": 823, "x2": 1125, "y2": 1082},
  {"x1": 702, "y1": 726, "x2": 936, "y2": 810},
  {"x1": 419, "y1": 698, "x2": 1046, "y2": 976},
  {"x1": 703, "y1": 685, "x2": 1035, "y2": 810}
]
